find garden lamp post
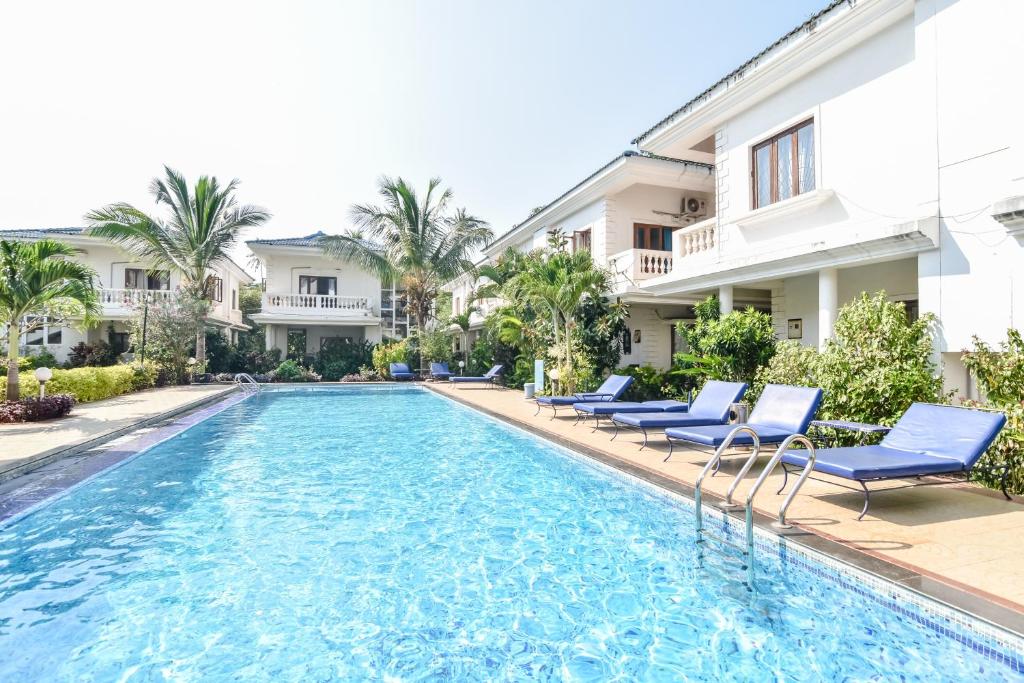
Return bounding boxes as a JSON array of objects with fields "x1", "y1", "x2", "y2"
[
  {"x1": 34, "y1": 366, "x2": 53, "y2": 399},
  {"x1": 458, "y1": 359, "x2": 465, "y2": 376}
]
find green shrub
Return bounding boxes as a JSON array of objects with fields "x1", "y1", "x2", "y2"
[
  {"x1": 963, "y1": 330, "x2": 1024, "y2": 493},
  {"x1": 679, "y1": 296, "x2": 776, "y2": 384},
  {"x1": 751, "y1": 293, "x2": 945, "y2": 444},
  {"x1": 417, "y1": 329, "x2": 453, "y2": 365},
  {"x1": 614, "y1": 365, "x2": 668, "y2": 401},
  {"x1": 24, "y1": 349, "x2": 60, "y2": 370},
  {"x1": 372, "y1": 339, "x2": 411, "y2": 377},
  {"x1": 0, "y1": 364, "x2": 156, "y2": 403},
  {"x1": 67, "y1": 340, "x2": 117, "y2": 368},
  {"x1": 269, "y1": 359, "x2": 320, "y2": 382},
  {"x1": 314, "y1": 339, "x2": 375, "y2": 381}
]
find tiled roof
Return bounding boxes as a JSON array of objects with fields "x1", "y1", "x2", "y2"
[
  {"x1": 631, "y1": 0, "x2": 848, "y2": 145},
  {"x1": 247, "y1": 230, "x2": 384, "y2": 253},
  {"x1": 488, "y1": 151, "x2": 713, "y2": 249},
  {"x1": 0, "y1": 226, "x2": 253, "y2": 281},
  {"x1": 246, "y1": 231, "x2": 330, "y2": 247},
  {"x1": 0, "y1": 227, "x2": 86, "y2": 239}
]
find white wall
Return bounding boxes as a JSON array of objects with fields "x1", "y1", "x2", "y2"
[
  {"x1": 605, "y1": 184, "x2": 714, "y2": 258},
  {"x1": 262, "y1": 251, "x2": 381, "y2": 312}
]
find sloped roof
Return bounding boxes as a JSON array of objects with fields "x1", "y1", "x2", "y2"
[
  {"x1": 246, "y1": 230, "x2": 383, "y2": 252},
  {"x1": 631, "y1": 0, "x2": 848, "y2": 145}
]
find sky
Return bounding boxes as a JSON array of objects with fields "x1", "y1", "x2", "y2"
[{"x1": 0, "y1": 0, "x2": 828, "y2": 270}]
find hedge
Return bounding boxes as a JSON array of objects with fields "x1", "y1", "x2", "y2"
[{"x1": 0, "y1": 363, "x2": 158, "y2": 404}]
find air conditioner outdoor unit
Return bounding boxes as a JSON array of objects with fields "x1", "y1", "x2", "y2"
[{"x1": 681, "y1": 196, "x2": 707, "y2": 218}]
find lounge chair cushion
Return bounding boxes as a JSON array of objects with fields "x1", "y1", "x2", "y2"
[
  {"x1": 536, "y1": 374, "x2": 634, "y2": 406},
  {"x1": 877, "y1": 403, "x2": 1006, "y2": 469},
  {"x1": 389, "y1": 362, "x2": 415, "y2": 379},
  {"x1": 687, "y1": 381, "x2": 749, "y2": 421},
  {"x1": 430, "y1": 362, "x2": 453, "y2": 378},
  {"x1": 665, "y1": 423, "x2": 795, "y2": 446},
  {"x1": 574, "y1": 400, "x2": 689, "y2": 416},
  {"x1": 747, "y1": 384, "x2": 823, "y2": 434},
  {"x1": 450, "y1": 375, "x2": 495, "y2": 383},
  {"x1": 611, "y1": 412, "x2": 726, "y2": 429},
  {"x1": 782, "y1": 445, "x2": 965, "y2": 480}
]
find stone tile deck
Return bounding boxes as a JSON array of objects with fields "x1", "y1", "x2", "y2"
[
  {"x1": 0, "y1": 384, "x2": 236, "y2": 482},
  {"x1": 428, "y1": 383, "x2": 1024, "y2": 622}
]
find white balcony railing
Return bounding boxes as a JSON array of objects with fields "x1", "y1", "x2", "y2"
[
  {"x1": 674, "y1": 218, "x2": 717, "y2": 259},
  {"x1": 263, "y1": 292, "x2": 373, "y2": 316},
  {"x1": 610, "y1": 248, "x2": 674, "y2": 286},
  {"x1": 100, "y1": 288, "x2": 175, "y2": 308}
]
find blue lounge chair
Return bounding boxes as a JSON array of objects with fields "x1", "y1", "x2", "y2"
[
  {"x1": 662, "y1": 384, "x2": 822, "y2": 462},
  {"x1": 450, "y1": 364, "x2": 504, "y2": 388},
  {"x1": 572, "y1": 399, "x2": 688, "y2": 431},
  {"x1": 609, "y1": 381, "x2": 748, "y2": 449},
  {"x1": 779, "y1": 403, "x2": 1007, "y2": 520},
  {"x1": 389, "y1": 362, "x2": 415, "y2": 381},
  {"x1": 429, "y1": 362, "x2": 453, "y2": 381},
  {"x1": 534, "y1": 374, "x2": 634, "y2": 419}
]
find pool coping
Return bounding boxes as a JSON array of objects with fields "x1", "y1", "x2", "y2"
[
  {"x1": 0, "y1": 385, "x2": 239, "y2": 485},
  {"x1": 424, "y1": 383, "x2": 1024, "y2": 640}
]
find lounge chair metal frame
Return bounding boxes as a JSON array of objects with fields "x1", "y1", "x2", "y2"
[{"x1": 777, "y1": 458, "x2": 1011, "y2": 521}]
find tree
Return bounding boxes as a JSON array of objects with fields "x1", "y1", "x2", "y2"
[
  {"x1": 85, "y1": 166, "x2": 270, "y2": 366},
  {"x1": 0, "y1": 239, "x2": 100, "y2": 400},
  {"x1": 449, "y1": 301, "x2": 479, "y2": 358},
  {"x1": 504, "y1": 236, "x2": 611, "y2": 392},
  {"x1": 679, "y1": 295, "x2": 776, "y2": 384},
  {"x1": 321, "y1": 176, "x2": 491, "y2": 335},
  {"x1": 127, "y1": 295, "x2": 204, "y2": 385}
]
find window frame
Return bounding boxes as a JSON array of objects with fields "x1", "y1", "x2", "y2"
[
  {"x1": 209, "y1": 277, "x2": 224, "y2": 302},
  {"x1": 632, "y1": 223, "x2": 673, "y2": 252},
  {"x1": 572, "y1": 229, "x2": 592, "y2": 253},
  {"x1": 124, "y1": 268, "x2": 170, "y2": 290},
  {"x1": 751, "y1": 118, "x2": 815, "y2": 209},
  {"x1": 298, "y1": 275, "x2": 337, "y2": 296}
]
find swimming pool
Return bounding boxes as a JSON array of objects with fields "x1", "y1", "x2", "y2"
[{"x1": 0, "y1": 386, "x2": 1020, "y2": 680}]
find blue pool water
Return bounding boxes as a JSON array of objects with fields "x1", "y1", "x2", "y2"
[{"x1": 0, "y1": 386, "x2": 1020, "y2": 681}]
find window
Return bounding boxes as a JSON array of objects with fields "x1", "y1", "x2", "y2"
[
  {"x1": 111, "y1": 332, "x2": 130, "y2": 354},
  {"x1": 125, "y1": 268, "x2": 170, "y2": 290},
  {"x1": 320, "y1": 336, "x2": 353, "y2": 350},
  {"x1": 298, "y1": 275, "x2": 337, "y2": 296},
  {"x1": 752, "y1": 119, "x2": 815, "y2": 208},
  {"x1": 209, "y1": 277, "x2": 224, "y2": 302},
  {"x1": 287, "y1": 328, "x2": 307, "y2": 360},
  {"x1": 633, "y1": 223, "x2": 673, "y2": 252},
  {"x1": 23, "y1": 316, "x2": 61, "y2": 346},
  {"x1": 572, "y1": 229, "x2": 592, "y2": 252},
  {"x1": 231, "y1": 289, "x2": 237, "y2": 310}
]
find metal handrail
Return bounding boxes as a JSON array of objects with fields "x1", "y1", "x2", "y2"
[
  {"x1": 694, "y1": 425, "x2": 761, "y2": 535},
  {"x1": 234, "y1": 372, "x2": 262, "y2": 394},
  {"x1": 743, "y1": 434, "x2": 816, "y2": 581}
]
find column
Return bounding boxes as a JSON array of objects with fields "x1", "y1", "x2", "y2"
[
  {"x1": 264, "y1": 324, "x2": 276, "y2": 353},
  {"x1": 718, "y1": 285, "x2": 734, "y2": 315},
  {"x1": 818, "y1": 268, "x2": 838, "y2": 347}
]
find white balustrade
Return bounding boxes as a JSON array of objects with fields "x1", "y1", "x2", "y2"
[
  {"x1": 100, "y1": 288, "x2": 175, "y2": 307},
  {"x1": 263, "y1": 292, "x2": 372, "y2": 315},
  {"x1": 633, "y1": 249, "x2": 673, "y2": 278},
  {"x1": 674, "y1": 218, "x2": 717, "y2": 259}
]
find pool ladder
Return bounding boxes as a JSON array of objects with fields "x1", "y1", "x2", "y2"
[
  {"x1": 234, "y1": 373, "x2": 262, "y2": 395},
  {"x1": 692, "y1": 427, "x2": 816, "y2": 585}
]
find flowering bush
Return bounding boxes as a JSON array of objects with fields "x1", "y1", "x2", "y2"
[
  {"x1": 372, "y1": 339, "x2": 411, "y2": 378},
  {"x1": 0, "y1": 393, "x2": 76, "y2": 423}
]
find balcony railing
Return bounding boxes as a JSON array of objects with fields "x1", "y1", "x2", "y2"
[
  {"x1": 610, "y1": 248, "x2": 674, "y2": 285},
  {"x1": 100, "y1": 288, "x2": 175, "y2": 308},
  {"x1": 674, "y1": 218, "x2": 716, "y2": 259},
  {"x1": 262, "y1": 292, "x2": 373, "y2": 316}
]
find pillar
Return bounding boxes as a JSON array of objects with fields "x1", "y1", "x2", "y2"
[
  {"x1": 818, "y1": 268, "x2": 838, "y2": 347},
  {"x1": 718, "y1": 285, "x2": 734, "y2": 315},
  {"x1": 264, "y1": 324, "x2": 275, "y2": 352}
]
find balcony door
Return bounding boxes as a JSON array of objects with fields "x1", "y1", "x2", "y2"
[
  {"x1": 633, "y1": 223, "x2": 673, "y2": 252},
  {"x1": 298, "y1": 275, "x2": 337, "y2": 296},
  {"x1": 125, "y1": 268, "x2": 170, "y2": 290}
]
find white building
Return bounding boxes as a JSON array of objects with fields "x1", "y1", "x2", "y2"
[
  {"x1": 0, "y1": 227, "x2": 253, "y2": 364},
  {"x1": 453, "y1": 0, "x2": 1023, "y2": 393},
  {"x1": 246, "y1": 232, "x2": 408, "y2": 360}
]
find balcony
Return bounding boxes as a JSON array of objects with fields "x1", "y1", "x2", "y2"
[
  {"x1": 609, "y1": 249, "x2": 674, "y2": 290},
  {"x1": 258, "y1": 292, "x2": 376, "y2": 323},
  {"x1": 99, "y1": 288, "x2": 175, "y2": 316}
]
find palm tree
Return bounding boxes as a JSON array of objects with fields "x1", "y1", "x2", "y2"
[
  {"x1": 0, "y1": 239, "x2": 100, "y2": 400},
  {"x1": 505, "y1": 242, "x2": 609, "y2": 393},
  {"x1": 449, "y1": 302, "x2": 480, "y2": 363},
  {"x1": 85, "y1": 166, "x2": 270, "y2": 366},
  {"x1": 321, "y1": 177, "x2": 491, "y2": 336}
]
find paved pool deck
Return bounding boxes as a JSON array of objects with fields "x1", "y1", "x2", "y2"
[
  {"x1": 0, "y1": 384, "x2": 236, "y2": 482},
  {"x1": 428, "y1": 383, "x2": 1024, "y2": 630}
]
